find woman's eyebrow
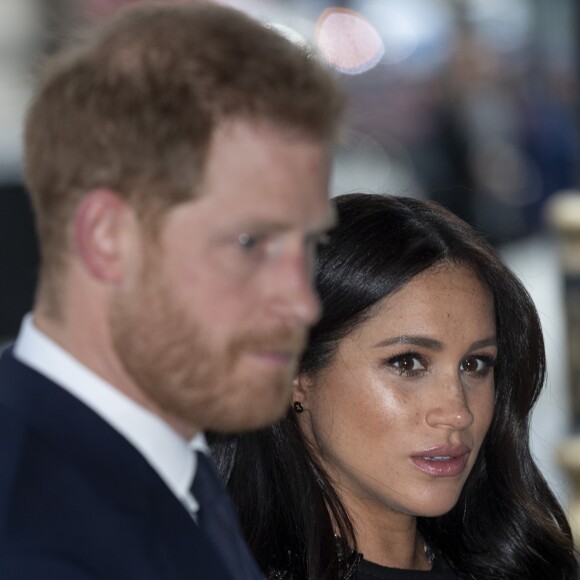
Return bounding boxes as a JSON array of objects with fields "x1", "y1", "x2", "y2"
[
  {"x1": 468, "y1": 337, "x2": 497, "y2": 350},
  {"x1": 373, "y1": 335, "x2": 497, "y2": 351},
  {"x1": 373, "y1": 335, "x2": 444, "y2": 351}
]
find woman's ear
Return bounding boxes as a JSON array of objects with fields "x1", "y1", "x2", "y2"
[{"x1": 292, "y1": 374, "x2": 314, "y2": 412}]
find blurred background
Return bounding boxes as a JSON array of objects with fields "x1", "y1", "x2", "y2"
[{"x1": 0, "y1": 0, "x2": 578, "y2": 514}]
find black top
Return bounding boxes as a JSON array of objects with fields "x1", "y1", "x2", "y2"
[{"x1": 357, "y1": 556, "x2": 460, "y2": 579}]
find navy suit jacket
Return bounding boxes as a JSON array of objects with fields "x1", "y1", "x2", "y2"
[{"x1": 0, "y1": 347, "x2": 238, "y2": 579}]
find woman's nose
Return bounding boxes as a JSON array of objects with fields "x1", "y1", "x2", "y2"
[{"x1": 425, "y1": 375, "x2": 474, "y2": 430}]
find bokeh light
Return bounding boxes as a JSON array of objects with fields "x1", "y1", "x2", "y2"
[
  {"x1": 316, "y1": 8, "x2": 384, "y2": 75},
  {"x1": 354, "y1": 0, "x2": 454, "y2": 71}
]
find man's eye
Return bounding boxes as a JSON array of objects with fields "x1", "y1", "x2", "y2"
[{"x1": 238, "y1": 233, "x2": 258, "y2": 251}]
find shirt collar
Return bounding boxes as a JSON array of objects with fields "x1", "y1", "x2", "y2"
[{"x1": 14, "y1": 314, "x2": 206, "y2": 512}]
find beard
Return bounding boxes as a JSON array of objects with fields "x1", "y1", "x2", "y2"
[{"x1": 109, "y1": 264, "x2": 307, "y2": 435}]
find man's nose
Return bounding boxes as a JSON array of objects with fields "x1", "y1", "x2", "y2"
[{"x1": 269, "y1": 248, "x2": 321, "y2": 326}]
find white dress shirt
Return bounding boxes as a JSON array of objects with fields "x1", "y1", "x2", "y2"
[{"x1": 14, "y1": 314, "x2": 207, "y2": 516}]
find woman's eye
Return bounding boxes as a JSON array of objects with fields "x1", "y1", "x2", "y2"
[
  {"x1": 388, "y1": 354, "x2": 427, "y2": 376},
  {"x1": 460, "y1": 356, "x2": 495, "y2": 375}
]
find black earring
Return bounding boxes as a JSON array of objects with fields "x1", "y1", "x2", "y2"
[{"x1": 293, "y1": 401, "x2": 304, "y2": 413}]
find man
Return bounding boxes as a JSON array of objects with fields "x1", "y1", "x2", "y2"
[{"x1": 0, "y1": 2, "x2": 344, "y2": 578}]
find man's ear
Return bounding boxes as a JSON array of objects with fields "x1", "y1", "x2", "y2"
[{"x1": 73, "y1": 189, "x2": 134, "y2": 284}]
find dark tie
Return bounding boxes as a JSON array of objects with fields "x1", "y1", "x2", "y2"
[{"x1": 191, "y1": 451, "x2": 263, "y2": 580}]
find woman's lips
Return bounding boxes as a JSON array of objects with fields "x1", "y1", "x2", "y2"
[{"x1": 410, "y1": 445, "x2": 470, "y2": 477}]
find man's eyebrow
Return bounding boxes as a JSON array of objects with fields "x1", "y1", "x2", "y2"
[
  {"x1": 230, "y1": 211, "x2": 338, "y2": 235},
  {"x1": 228, "y1": 220, "x2": 293, "y2": 234}
]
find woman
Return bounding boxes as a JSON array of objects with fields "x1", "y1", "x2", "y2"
[{"x1": 210, "y1": 194, "x2": 577, "y2": 579}]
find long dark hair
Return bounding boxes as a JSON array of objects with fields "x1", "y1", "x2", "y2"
[{"x1": 210, "y1": 194, "x2": 577, "y2": 579}]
